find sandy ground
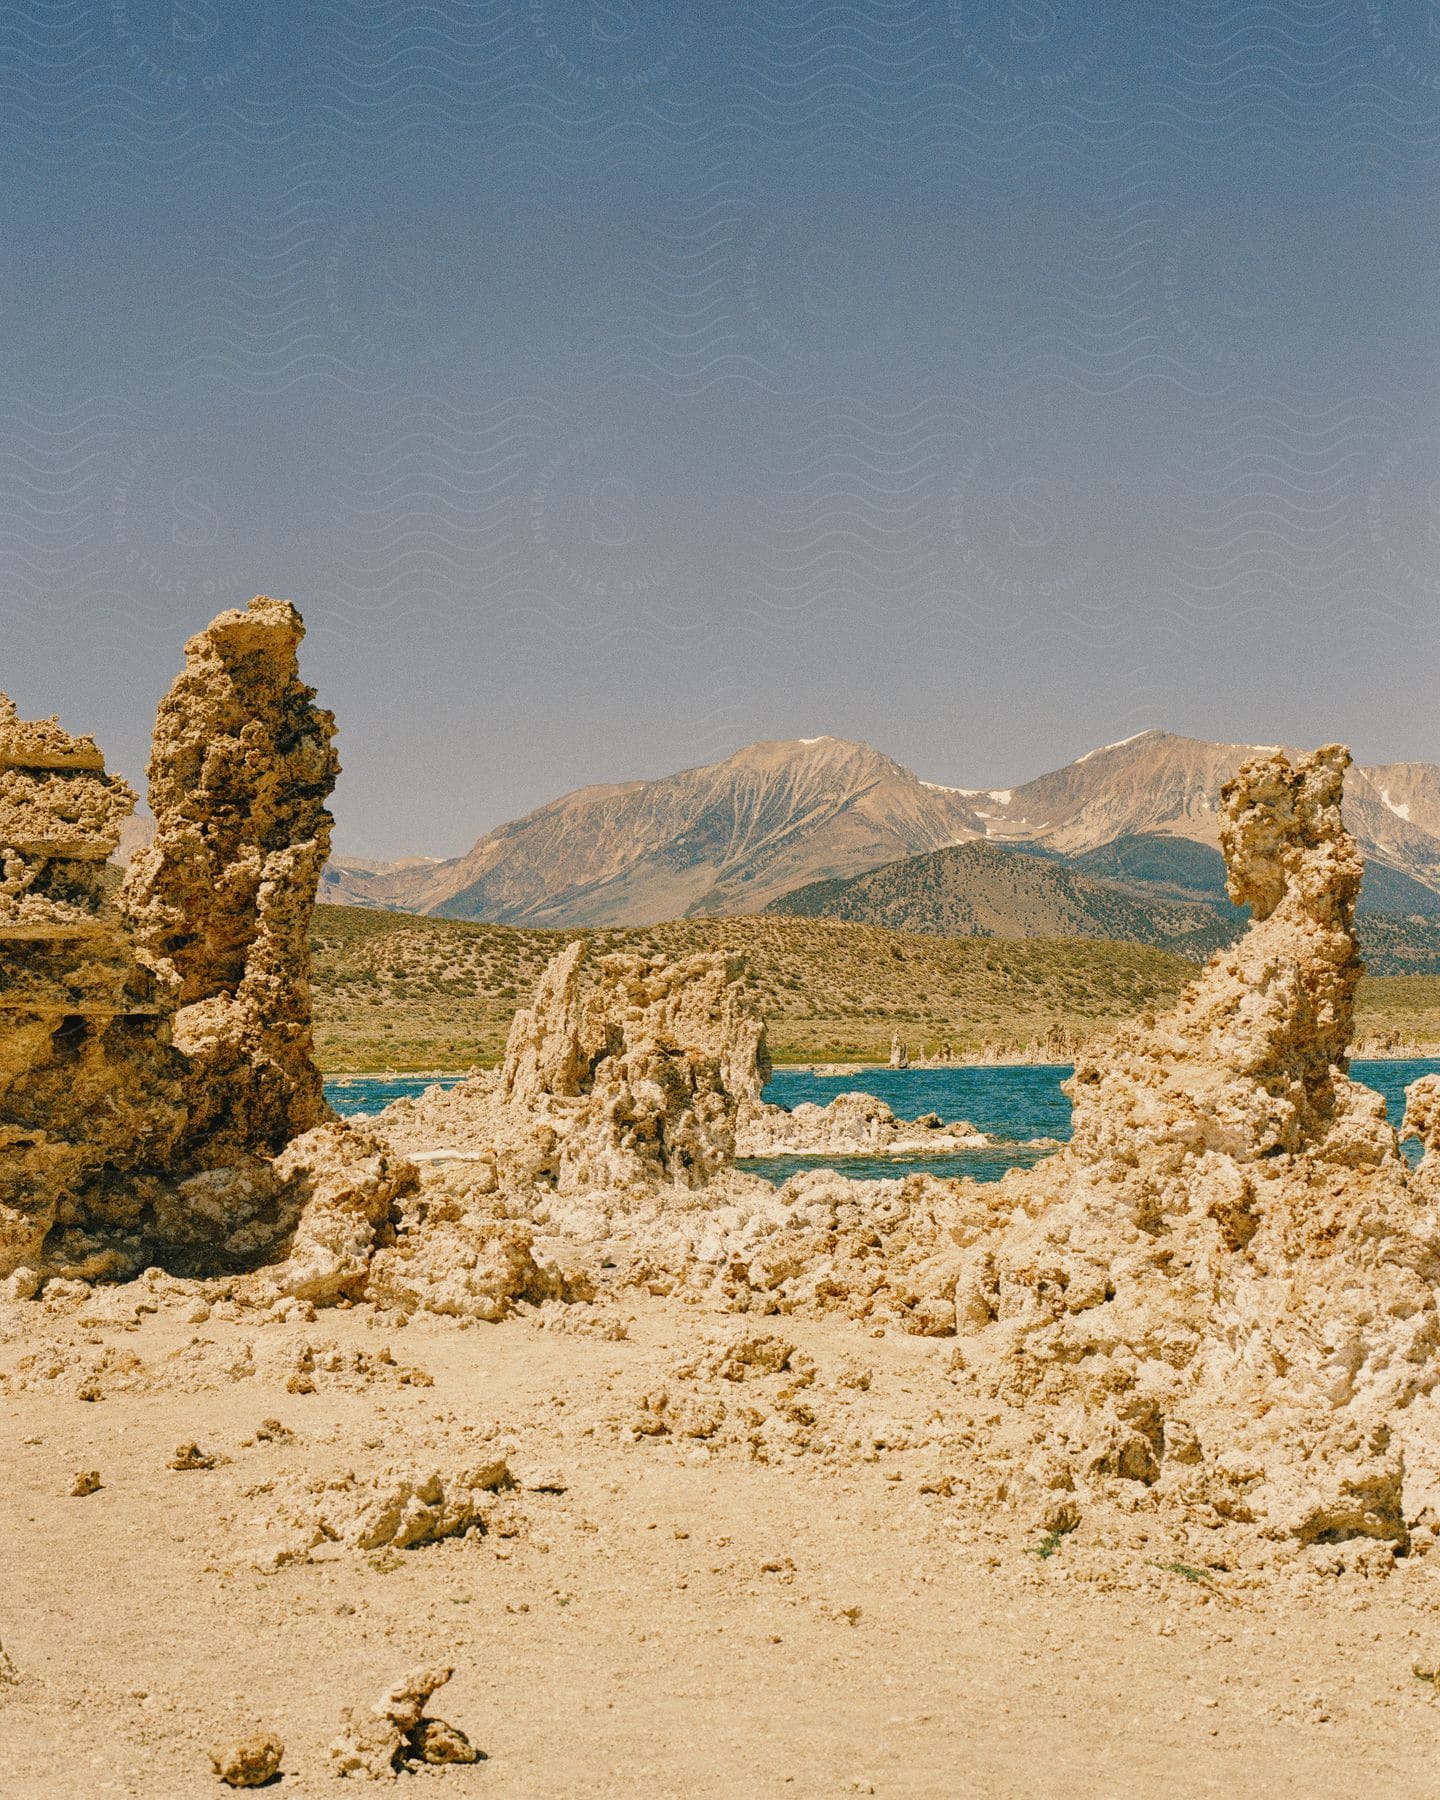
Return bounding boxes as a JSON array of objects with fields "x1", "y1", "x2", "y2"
[{"x1": 4, "y1": 1287, "x2": 1440, "y2": 1798}]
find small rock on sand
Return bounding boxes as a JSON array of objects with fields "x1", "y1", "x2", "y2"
[
  {"x1": 408, "y1": 1717, "x2": 481, "y2": 1765},
  {"x1": 170, "y1": 1441, "x2": 218, "y2": 1470},
  {"x1": 209, "y1": 1732, "x2": 283, "y2": 1787}
]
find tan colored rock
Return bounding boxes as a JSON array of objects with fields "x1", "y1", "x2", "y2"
[
  {"x1": 0, "y1": 694, "x2": 185, "y2": 1277},
  {"x1": 1, "y1": 598, "x2": 416, "y2": 1294},
  {"x1": 209, "y1": 1733, "x2": 283, "y2": 1788},
  {"x1": 248, "y1": 1124, "x2": 417, "y2": 1303},
  {"x1": 499, "y1": 936, "x2": 589, "y2": 1101},
  {"x1": 169, "y1": 1441, "x2": 218, "y2": 1470},
  {"x1": 737, "y1": 1089, "x2": 983, "y2": 1157},
  {"x1": 246, "y1": 1458, "x2": 512, "y2": 1571},
  {"x1": 943, "y1": 746, "x2": 1440, "y2": 1552},
  {"x1": 344, "y1": 1471, "x2": 495, "y2": 1551},
  {"x1": 331, "y1": 1665, "x2": 474, "y2": 1780},
  {"x1": 381, "y1": 941, "x2": 771, "y2": 1196},
  {"x1": 376, "y1": 747, "x2": 1440, "y2": 1565},
  {"x1": 120, "y1": 596, "x2": 338, "y2": 1163},
  {"x1": 1063, "y1": 744, "x2": 1370, "y2": 1164},
  {"x1": 365, "y1": 1164, "x2": 578, "y2": 1321},
  {"x1": 503, "y1": 938, "x2": 771, "y2": 1110},
  {"x1": 1402, "y1": 1073, "x2": 1440, "y2": 1175},
  {"x1": 365, "y1": 945, "x2": 775, "y2": 1320},
  {"x1": 407, "y1": 1717, "x2": 480, "y2": 1765}
]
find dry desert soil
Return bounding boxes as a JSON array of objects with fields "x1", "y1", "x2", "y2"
[{"x1": 4, "y1": 1283, "x2": 1440, "y2": 1798}]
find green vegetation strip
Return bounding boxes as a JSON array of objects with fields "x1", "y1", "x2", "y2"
[{"x1": 309, "y1": 905, "x2": 1440, "y2": 1074}]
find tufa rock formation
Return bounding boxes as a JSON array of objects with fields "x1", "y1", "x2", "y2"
[
  {"x1": 2, "y1": 597, "x2": 414, "y2": 1290},
  {"x1": 371, "y1": 745, "x2": 1440, "y2": 1563},
  {"x1": 331, "y1": 1666, "x2": 478, "y2": 1780},
  {"x1": 0, "y1": 696, "x2": 185, "y2": 1277},
  {"x1": 1402, "y1": 1072, "x2": 1440, "y2": 1177},
  {"x1": 209, "y1": 1734, "x2": 284, "y2": 1789},
  {"x1": 735, "y1": 1089, "x2": 984, "y2": 1158},
  {"x1": 384, "y1": 941, "x2": 772, "y2": 1193},
  {"x1": 1062, "y1": 743, "x2": 1370, "y2": 1166},
  {"x1": 502, "y1": 939, "x2": 772, "y2": 1116},
  {"x1": 947, "y1": 747, "x2": 1440, "y2": 1555},
  {"x1": 120, "y1": 595, "x2": 338, "y2": 1162}
]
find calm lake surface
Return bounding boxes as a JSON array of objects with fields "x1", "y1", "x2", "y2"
[{"x1": 324, "y1": 1059, "x2": 1440, "y2": 1187}]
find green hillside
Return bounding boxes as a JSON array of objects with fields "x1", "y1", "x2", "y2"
[
  {"x1": 309, "y1": 904, "x2": 1440, "y2": 1073},
  {"x1": 309, "y1": 904, "x2": 1194, "y2": 1071}
]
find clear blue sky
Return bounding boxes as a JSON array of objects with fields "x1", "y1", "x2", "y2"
[{"x1": 3, "y1": 0, "x2": 1437, "y2": 854}]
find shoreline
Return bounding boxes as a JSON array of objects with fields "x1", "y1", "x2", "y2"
[{"x1": 320, "y1": 1050, "x2": 1440, "y2": 1084}]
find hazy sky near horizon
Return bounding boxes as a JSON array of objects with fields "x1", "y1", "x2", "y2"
[{"x1": 5, "y1": 0, "x2": 1439, "y2": 855}]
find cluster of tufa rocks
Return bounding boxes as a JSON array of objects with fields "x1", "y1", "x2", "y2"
[
  {"x1": 371, "y1": 743, "x2": 1440, "y2": 1560},
  {"x1": 944, "y1": 746, "x2": 1440, "y2": 1554},
  {"x1": 14, "y1": 603, "x2": 1440, "y2": 1565},
  {"x1": 0, "y1": 597, "x2": 412, "y2": 1289}
]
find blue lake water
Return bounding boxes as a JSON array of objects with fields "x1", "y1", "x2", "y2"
[
  {"x1": 326, "y1": 1074, "x2": 466, "y2": 1116},
  {"x1": 324, "y1": 1058, "x2": 1440, "y2": 1187}
]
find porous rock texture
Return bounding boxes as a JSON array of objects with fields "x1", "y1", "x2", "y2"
[
  {"x1": 0, "y1": 695, "x2": 185, "y2": 1278},
  {"x1": 2, "y1": 599, "x2": 415, "y2": 1291},
  {"x1": 1402, "y1": 1072, "x2": 1440, "y2": 1178},
  {"x1": 119, "y1": 595, "x2": 337, "y2": 1163},
  {"x1": 363, "y1": 1163, "x2": 580, "y2": 1323},
  {"x1": 247, "y1": 1457, "x2": 513, "y2": 1571},
  {"x1": 946, "y1": 746, "x2": 1440, "y2": 1557},
  {"x1": 374, "y1": 746, "x2": 1440, "y2": 1563},
  {"x1": 331, "y1": 1665, "x2": 477, "y2": 1780},
  {"x1": 613, "y1": 748, "x2": 1440, "y2": 1555},
  {"x1": 735, "y1": 1089, "x2": 984, "y2": 1157},
  {"x1": 209, "y1": 1732, "x2": 284, "y2": 1788},
  {"x1": 384, "y1": 938, "x2": 984, "y2": 1185},
  {"x1": 383, "y1": 941, "x2": 772, "y2": 1193},
  {"x1": 366, "y1": 943, "x2": 791, "y2": 1319}
]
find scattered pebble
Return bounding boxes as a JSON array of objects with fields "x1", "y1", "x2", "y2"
[
  {"x1": 523, "y1": 1467, "x2": 567, "y2": 1493},
  {"x1": 170, "y1": 1442, "x2": 218, "y2": 1471}
]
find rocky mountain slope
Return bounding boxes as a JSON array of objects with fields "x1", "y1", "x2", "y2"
[
  {"x1": 326, "y1": 738, "x2": 988, "y2": 925},
  {"x1": 940, "y1": 730, "x2": 1440, "y2": 903},
  {"x1": 323, "y1": 729, "x2": 1440, "y2": 932}
]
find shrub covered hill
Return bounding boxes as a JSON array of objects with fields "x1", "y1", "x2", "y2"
[{"x1": 308, "y1": 904, "x2": 1440, "y2": 1072}]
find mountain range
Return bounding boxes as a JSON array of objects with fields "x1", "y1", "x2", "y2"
[
  {"x1": 324, "y1": 728, "x2": 1440, "y2": 921},
  {"x1": 316, "y1": 730, "x2": 1440, "y2": 973},
  {"x1": 764, "y1": 836, "x2": 1440, "y2": 974}
]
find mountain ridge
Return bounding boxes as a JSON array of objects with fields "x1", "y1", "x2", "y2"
[
  {"x1": 765, "y1": 839, "x2": 1242, "y2": 962},
  {"x1": 320, "y1": 729, "x2": 1440, "y2": 933},
  {"x1": 764, "y1": 836, "x2": 1440, "y2": 975}
]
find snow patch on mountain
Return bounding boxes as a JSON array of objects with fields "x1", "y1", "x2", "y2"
[{"x1": 1073, "y1": 730, "x2": 1158, "y2": 765}]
